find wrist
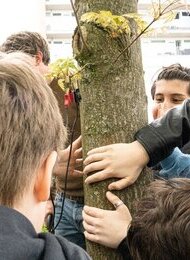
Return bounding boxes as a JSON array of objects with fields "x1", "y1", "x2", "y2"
[{"x1": 133, "y1": 140, "x2": 149, "y2": 167}]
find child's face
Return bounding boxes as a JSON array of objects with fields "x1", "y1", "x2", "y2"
[{"x1": 152, "y1": 79, "x2": 190, "y2": 119}]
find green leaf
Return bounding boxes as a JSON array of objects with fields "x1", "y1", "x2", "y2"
[
  {"x1": 81, "y1": 11, "x2": 131, "y2": 36},
  {"x1": 47, "y1": 58, "x2": 81, "y2": 92}
]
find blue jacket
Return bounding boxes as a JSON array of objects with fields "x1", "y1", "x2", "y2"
[{"x1": 158, "y1": 147, "x2": 190, "y2": 179}]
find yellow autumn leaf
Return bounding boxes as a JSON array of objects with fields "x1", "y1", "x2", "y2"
[
  {"x1": 48, "y1": 58, "x2": 81, "y2": 92},
  {"x1": 81, "y1": 11, "x2": 131, "y2": 36}
]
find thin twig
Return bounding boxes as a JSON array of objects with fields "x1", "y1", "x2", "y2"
[
  {"x1": 70, "y1": 62, "x2": 94, "y2": 79},
  {"x1": 70, "y1": 0, "x2": 90, "y2": 51},
  {"x1": 152, "y1": 0, "x2": 157, "y2": 15},
  {"x1": 162, "y1": 0, "x2": 180, "y2": 6},
  {"x1": 112, "y1": 18, "x2": 156, "y2": 64},
  {"x1": 161, "y1": 0, "x2": 181, "y2": 14},
  {"x1": 112, "y1": 0, "x2": 183, "y2": 65}
]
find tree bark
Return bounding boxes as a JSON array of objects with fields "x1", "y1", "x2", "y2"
[{"x1": 73, "y1": 0, "x2": 153, "y2": 259}]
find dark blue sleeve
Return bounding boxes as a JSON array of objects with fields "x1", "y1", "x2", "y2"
[{"x1": 158, "y1": 147, "x2": 190, "y2": 179}]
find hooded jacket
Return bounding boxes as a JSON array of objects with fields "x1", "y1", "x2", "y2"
[{"x1": 0, "y1": 206, "x2": 91, "y2": 260}]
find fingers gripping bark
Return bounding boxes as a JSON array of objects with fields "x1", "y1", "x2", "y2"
[
  {"x1": 83, "y1": 141, "x2": 149, "y2": 189},
  {"x1": 82, "y1": 191, "x2": 132, "y2": 248}
]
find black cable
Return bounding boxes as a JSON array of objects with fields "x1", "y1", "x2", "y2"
[
  {"x1": 47, "y1": 193, "x2": 55, "y2": 233},
  {"x1": 50, "y1": 97, "x2": 80, "y2": 233}
]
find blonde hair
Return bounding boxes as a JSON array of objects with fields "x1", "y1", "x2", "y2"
[{"x1": 0, "y1": 52, "x2": 67, "y2": 206}]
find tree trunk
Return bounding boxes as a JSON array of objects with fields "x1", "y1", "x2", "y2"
[{"x1": 73, "y1": 0, "x2": 153, "y2": 259}]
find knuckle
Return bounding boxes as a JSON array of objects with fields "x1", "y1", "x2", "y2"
[
  {"x1": 108, "y1": 167, "x2": 113, "y2": 175},
  {"x1": 89, "y1": 154, "x2": 96, "y2": 162},
  {"x1": 127, "y1": 179, "x2": 134, "y2": 186},
  {"x1": 84, "y1": 165, "x2": 92, "y2": 173},
  {"x1": 92, "y1": 219, "x2": 98, "y2": 227}
]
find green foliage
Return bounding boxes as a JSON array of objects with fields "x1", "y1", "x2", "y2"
[
  {"x1": 41, "y1": 224, "x2": 48, "y2": 233},
  {"x1": 80, "y1": 0, "x2": 180, "y2": 39},
  {"x1": 81, "y1": 11, "x2": 131, "y2": 37},
  {"x1": 47, "y1": 58, "x2": 81, "y2": 92}
]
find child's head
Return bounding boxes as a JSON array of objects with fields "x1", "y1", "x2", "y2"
[
  {"x1": 0, "y1": 52, "x2": 67, "y2": 208},
  {"x1": 128, "y1": 178, "x2": 190, "y2": 260},
  {"x1": 151, "y1": 64, "x2": 190, "y2": 119},
  {"x1": 0, "y1": 31, "x2": 50, "y2": 75}
]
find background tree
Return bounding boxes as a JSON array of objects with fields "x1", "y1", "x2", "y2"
[{"x1": 72, "y1": 0, "x2": 152, "y2": 259}]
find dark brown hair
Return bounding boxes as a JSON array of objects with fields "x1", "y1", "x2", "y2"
[
  {"x1": 151, "y1": 64, "x2": 190, "y2": 99},
  {"x1": 0, "y1": 31, "x2": 50, "y2": 65},
  {"x1": 128, "y1": 178, "x2": 190, "y2": 260},
  {"x1": 0, "y1": 52, "x2": 67, "y2": 206}
]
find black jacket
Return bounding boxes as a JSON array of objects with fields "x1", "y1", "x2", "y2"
[
  {"x1": 0, "y1": 206, "x2": 91, "y2": 260},
  {"x1": 135, "y1": 99, "x2": 190, "y2": 167},
  {"x1": 117, "y1": 99, "x2": 190, "y2": 258}
]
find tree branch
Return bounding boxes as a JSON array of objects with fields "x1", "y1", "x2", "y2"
[
  {"x1": 70, "y1": 0, "x2": 90, "y2": 52},
  {"x1": 112, "y1": 0, "x2": 182, "y2": 64}
]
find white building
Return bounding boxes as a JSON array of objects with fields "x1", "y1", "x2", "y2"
[
  {"x1": 0, "y1": 0, "x2": 189, "y2": 120},
  {"x1": 44, "y1": 0, "x2": 190, "y2": 120},
  {"x1": 45, "y1": 0, "x2": 190, "y2": 60},
  {"x1": 45, "y1": 0, "x2": 76, "y2": 59},
  {"x1": 0, "y1": 0, "x2": 189, "y2": 63}
]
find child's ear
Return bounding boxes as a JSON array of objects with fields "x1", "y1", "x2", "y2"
[
  {"x1": 34, "y1": 151, "x2": 57, "y2": 202},
  {"x1": 35, "y1": 51, "x2": 43, "y2": 66}
]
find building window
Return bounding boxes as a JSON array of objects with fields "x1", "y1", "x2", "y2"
[
  {"x1": 53, "y1": 12, "x2": 62, "y2": 16},
  {"x1": 175, "y1": 12, "x2": 179, "y2": 19},
  {"x1": 53, "y1": 41, "x2": 63, "y2": 44},
  {"x1": 151, "y1": 40, "x2": 165, "y2": 43},
  {"x1": 182, "y1": 12, "x2": 190, "y2": 16},
  {"x1": 176, "y1": 40, "x2": 181, "y2": 47}
]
